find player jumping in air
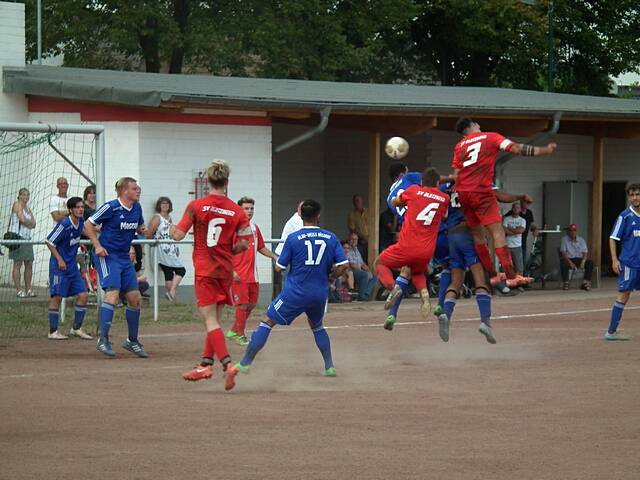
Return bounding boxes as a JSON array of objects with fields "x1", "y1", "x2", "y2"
[
  {"x1": 171, "y1": 160, "x2": 252, "y2": 390},
  {"x1": 452, "y1": 118, "x2": 556, "y2": 280},
  {"x1": 374, "y1": 167, "x2": 449, "y2": 331},
  {"x1": 234, "y1": 199, "x2": 349, "y2": 378},
  {"x1": 605, "y1": 183, "x2": 640, "y2": 341},
  {"x1": 85, "y1": 177, "x2": 149, "y2": 358},
  {"x1": 45, "y1": 197, "x2": 92, "y2": 340},
  {"x1": 226, "y1": 196, "x2": 278, "y2": 346}
]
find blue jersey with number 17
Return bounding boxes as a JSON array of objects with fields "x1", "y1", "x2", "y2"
[
  {"x1": 387, "y1": 171, "x2": 422, "y2": 222},
  {"x1": 276, "y1": 226, "x2": 348, "y2": 303}
]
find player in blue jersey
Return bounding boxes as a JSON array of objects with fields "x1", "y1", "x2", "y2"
[
  {"x1": 387, "y1": 162, "x2": 423, "y2": 222},
  {"x1": 605, "y1": 184, "x2": 640, "y2": 341},
  {"x1": 85, "y1": 177, "x2": 150, "y2": 358},
  {"x1": 437, "y1": 184, "x2": 532, "y2": 344},
  {"x1": 234, "y1": 199, "x2": 349, "y2": 377},
  {"x1": 45, "y1": 197, "x2": 92, "y2": 340}
]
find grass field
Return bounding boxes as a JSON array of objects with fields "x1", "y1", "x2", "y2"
[{"x1": 1, "y1": 280, "x2": 639, "y2": 479}]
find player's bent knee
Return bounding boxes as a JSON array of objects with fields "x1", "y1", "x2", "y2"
[{"x1": 77, "y1": 292, "x2": 89, "y2": 304}]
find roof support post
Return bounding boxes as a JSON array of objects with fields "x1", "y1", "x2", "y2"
[
  {"x1": 368, "y1": 133, "x2": 381, "y2": 269},
  {"x1": 590, "y1": 136, "x2": 604, "y2": 286},
  {"x1": 274, "y1": 107, "x2": 331, "y2": 153}
]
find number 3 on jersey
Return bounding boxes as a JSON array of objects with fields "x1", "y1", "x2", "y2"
[
  {"x1": 207, "y1": 218, "x2": 226, "y2": 246},
  {"x1": 416, "y1": 202, "x2": 440, "y2": 225},
  {"x1": 304, "y1": 239, "x2": 326, "y2": 265},
  {"x1": 463, "y1": 142, "x2": 482, "y2": 167}
]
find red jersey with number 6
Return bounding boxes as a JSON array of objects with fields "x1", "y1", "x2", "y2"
[
  {"x1": 176, "y1": 195, "x2": 249, "y2": 279},
  {"x1": 397, "y1": 185, "x2": 449, "y2": 257},
  {"x1": 452, "y1": 131, "x2": 514, "y2": 192}
]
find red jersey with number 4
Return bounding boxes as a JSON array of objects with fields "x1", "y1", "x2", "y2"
[
  {"x1": 452, "y1": 131, "x2": 514, "y2": 192},
  {"x1": 176, "y1": 195, "x2": 249, "y2": 279},
  {"x1": 397, "y1": 185, "x2": 449, "y2": 257},
  {"x1": 233, "y1": 223, "x2": 265, "y2": 283}
]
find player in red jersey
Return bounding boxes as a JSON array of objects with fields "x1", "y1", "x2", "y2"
[
  {"x1": 226, "y1": 196, "x2": 278, "y2": 346},
  {"x1": 171, "y1": 159, "x2": 252, "y2": 390},
  {"x1": 452, "y1": 118, "x2": 556, "y2": 280},
  {"x1": 374, "y1": 167, "x2": 449, "y2": 330}
]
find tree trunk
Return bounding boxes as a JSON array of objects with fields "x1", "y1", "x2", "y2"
[
  {"x1": 139, "y1": 16, "x2": 161, "y2": 73},
  {"x1": 169, "y1": 0, "x2": 189, "y2": 74}
]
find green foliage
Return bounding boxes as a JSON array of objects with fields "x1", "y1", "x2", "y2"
[{"x1": 23, "y1": 0, "x2": 640, "y2": 95}]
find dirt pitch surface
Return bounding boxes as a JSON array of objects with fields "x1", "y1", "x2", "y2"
[{"x1": 1, "y1": 281, "x2": 639, "y2": 480}]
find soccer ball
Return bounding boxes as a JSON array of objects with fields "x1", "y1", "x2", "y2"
[{"x1": 385, "y1": 137, "x2": 409, "y2": 160}]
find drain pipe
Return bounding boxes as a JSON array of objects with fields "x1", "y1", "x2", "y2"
[
  {"x1": 274, "y1": 107, "x2": 331, "y2": 153},
  {"x1": 494, "y1": 111, "x2": 562, "y2": 189}
]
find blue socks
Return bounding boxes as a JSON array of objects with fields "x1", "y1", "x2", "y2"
[
  {"x1": 240, "y1": 322, "x2": 272, "y2": 366},
  {"x1": 438, "y1": 269, "x2": 451, "y2": 309},
  {"x1": 99, "y1": 302, "x2": 115, "y2": 339},
  {"x1": 444, "y1": 298, "x2": 456, "y2": 320},
  {"x1": 73, "y1": 305, "x2": 87, "y2": 330},
  {"x1": 389, "y1": 275, "x2": 410, "y2": 318},
  {"x1": 311, "y1": 324, "x2": 334, "y2": 369},
  {"x1": 476, "y1": 291, "x2": 492, "y2": 326},
  {"x1": 608, "y1": 301, "x2": 625, "y2": 334},
  {"x1": 48, "y1": 309, "x2": 59, "y2": 334},
  {"x1": 125, "y1": 307, "x2": 140, "y2": 342}
]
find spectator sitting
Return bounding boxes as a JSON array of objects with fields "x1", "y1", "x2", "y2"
[
  {"x1": 329, "y1": 242, "x2": 357, "y2": 302},
  {"x1": 345, "y1": 233, "x2": 377, "y2": 301},
  {"x1": 560, "y1": 223, "x2": 594, "y2": 291},
  {"x1": 502, "y1": 202, "x2": 526, "y2": 275},
  {"x1": 348, "y1": 194, "x2": 369, "y2": 261},
  {"x1": 50, "y1": 177, "x2": 69, "y2": 224}
]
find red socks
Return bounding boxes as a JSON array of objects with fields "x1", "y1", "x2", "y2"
[
  {"x1": 202, "y1": 328, "x2": 231, "y2": 365},
  {"x1": 474, "y1": 243, "x2": 497, "y2": 277},
  {"x1": 232, "y1": 308, "x2": 251, "y2": 336},
  {"x1": 376, "y1": 263, "x2": 395, "y2": 290},
  {"x1": 411, "y1": 273, "x2": 427, "y2": 291},
  {"x1": 495, "y1": 246, "x2": 516, "y2": 279}
]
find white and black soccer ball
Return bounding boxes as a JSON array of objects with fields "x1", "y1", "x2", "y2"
[{"x1": 384, "y1": 136, "x2": 409, "y2": 160}]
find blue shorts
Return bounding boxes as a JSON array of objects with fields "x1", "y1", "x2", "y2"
[
  {"x1": 49, "y1": 267, "x2": 87, "y2": 298},
  {"x1": 94, "y1": 253, "x2": 138, "y2": 292},
  {"x1": 618, "y1": 263, "x2": 640, "y2": 292},
  {"x1": 448, "y1": 230, "x2": 479, "y2": 270},
  {"x1": 267, "y1": 292, "x2": 325, "y2": 326},
  {"x1": 433, "y1": 232, "x2": 450, "y2": 266}
]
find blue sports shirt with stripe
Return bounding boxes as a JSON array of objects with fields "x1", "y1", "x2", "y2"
[
  {"x1": 610, "y1": 207, "x2": 640, "y2": 268},
  {"x1": 387, "y1": 171, "x2": 422, "y2": 222},
  {"x1": 276, "y1": 226, "x2": 348, "y2": 302},
  {"x1": 89, "y1": 199, "x2": 144, "y2": 257},
  {"x1": 46, "y1": 217, "x2": 84, "y2": 267}
]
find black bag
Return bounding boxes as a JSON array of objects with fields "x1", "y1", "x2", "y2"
[{"x1": 2, "y1": 231, "x2": 22, "y2": 251}]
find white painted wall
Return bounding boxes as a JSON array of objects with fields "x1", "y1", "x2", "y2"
[{"x1": 0, "y1": 1, "x2": 27, "y2": 122}]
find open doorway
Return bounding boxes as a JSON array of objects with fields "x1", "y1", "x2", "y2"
[{"x1": 601, "y1": 182, "x2": 628, "y2": 275}]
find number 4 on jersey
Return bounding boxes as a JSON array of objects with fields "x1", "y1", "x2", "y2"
[{"x1": 416, "y1": 202, "x2": 440, "y2": 225}]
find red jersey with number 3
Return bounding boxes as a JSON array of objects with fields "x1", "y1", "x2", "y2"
[
  {"x1": 397, "y1": 185, "x2": 449, "y2": 257},
  {"x1": 452, "y1": 131, "x2": 514, "y2": 192},
  {"x1": 233, "y1": 223, "x2": 265, "y2": 283},
  {"x1": 176, "y1": 195, "x2": 249, "y2": 279}
]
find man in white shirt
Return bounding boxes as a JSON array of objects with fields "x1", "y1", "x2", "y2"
[
  {"x1": 560, "y1": 223, "x2": 593, "y2": 291},
  {"x1": 50, "y1": 177, "x2": 69, "y2": 224},
  {"x1": 502, "y1": 202, "x2": 526, "y2": 274},
  {"x1": 274, "y1": 201, "x2": 303, "y2": 256}
]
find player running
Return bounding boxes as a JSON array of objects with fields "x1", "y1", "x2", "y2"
[
  {"x1": 45, "y1": 197, "x2": 92, "y2": 340},
  {"x1": 85, "y1": 177, "x2": 149, "y2": 358},
  {"x1": 171, "y1": 160, "x2": 251, "y2": 390},
  {"x1": 374, "y1": 167, "x2": 449, "y2": 330},
  {"x1": 234, "y1": 199, "x2": 349, "y2": 378},
  {"x1": 452, "y1": 118, "x2": 556, "y2": 280},
  {"x1": 226, "y1": 196, "x2": 278, "y2": 346},
  {"x1": 604, "y1": 183, "x2": 640, "y2": 341}
]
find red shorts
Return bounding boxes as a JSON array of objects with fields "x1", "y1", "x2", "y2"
[
  {"x1": 232, "y1": 281, "x2": 259, "y2": 306},
  {"x1": 457, "y1": 191, "x2": 502, "y2": 228},
  {"x1": 194, "y1": 276, "x2": 233, "y2": 307},
  {"x1": 379, "y1": 243, "x2": 430, "y2": 274}
]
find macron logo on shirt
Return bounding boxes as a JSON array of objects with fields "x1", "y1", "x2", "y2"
[
  {"x1": 633, "y1": 230, "x2": 640, "y2": 237},
  {"x1": 120, "y1": 222, "x2": 138, "y2": 230}
]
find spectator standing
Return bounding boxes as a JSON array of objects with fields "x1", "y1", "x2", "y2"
[
  {"x1": 50, "y1": 177, "x2": 69, "y2": 224},
  {"x1": 9, "y1": 188, "x2": 36, "y2": 298},
  {"x1": 560, "y1": 224, "x2": 594, "y2": 291},
  {"x1": 274, "y1": 201, "x2": 303, "y2": 256},
  {"x1": 519, "y1": 198, "x2": 535, "y2": 269},
  {"x1": 147, "y1": 197, "x2": 186, "y2": 302},
  {"x1": 83, "y1": 185, "x2": 97, "y2": 219},
  {"x1": 348, "y1": 194, "x2": 369, "y2": 261},
  {"x1": 345, "y1": 233, "x2": 377, "y2": 301},
  {"x1": 502, "y1": 202, "x2": 526, "y2": 274}
]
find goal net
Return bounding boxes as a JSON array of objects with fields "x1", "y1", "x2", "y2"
[{"x1": 0, "y1": 125, "x2": 103, "y2": 340}]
